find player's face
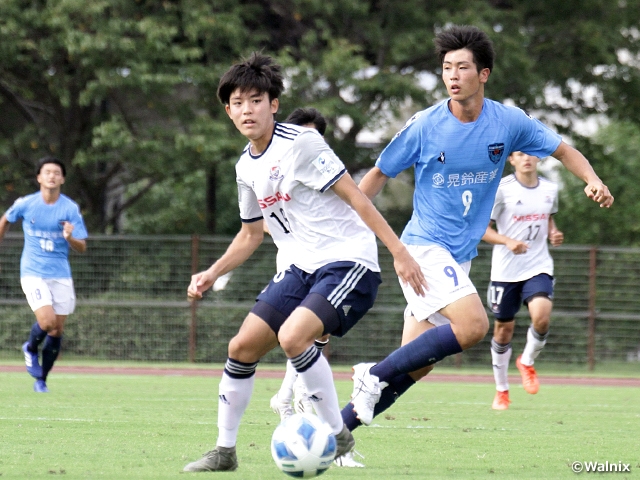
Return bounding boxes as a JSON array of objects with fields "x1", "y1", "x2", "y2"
[
  {"x1": 442, "y1": 49, "x2": 489, "y2": 103},
  {"x1": 509, "y1": 151, "x2": 540, "y2": 174},
  {"x1": 225, "y1": 88, "x2": 278, "y2": 149},
  {"x1": 37, "y1": 163, "x2": 65, "y2": 190}
]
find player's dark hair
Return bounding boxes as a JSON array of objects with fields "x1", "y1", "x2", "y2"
[
  {"x1": 285, "y1": 107, "x2": 327, "y2": 136},
  {"x1": 36, "y1": 156, "x2": 66, "y2": 177},
  {"x1": 435, "y1": 25, "x2": 495, "y2": 73},
  {"x1": 217, "y1": 52, "x2": 285, "y2": 105}
]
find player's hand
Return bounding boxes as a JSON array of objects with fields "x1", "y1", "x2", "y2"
[
  {"x1": 584, "y1": 182, "x2": 614, "y2": 208},
  {"x1": 187, "y1": 270, "x2": 216, "y2": 301},
  {"x1": 61, "y1": 221, "x2": 74, "y2": 240},
  {"x1": 548, "y1": 229, "x2": 564, "y2": 247},
  {"x1": 393, "y1": 248, "x2": 428, "y2": 296},
  {"x1": 506, "y1": 238, "x2": 528, "y2": 255}
]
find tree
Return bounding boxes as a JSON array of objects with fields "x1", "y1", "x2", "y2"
[
  {"x1": 556, "y1": 121, "x2": 640, "y2": 246},
  {"x1": 1, "y1": 0, "x2": 638, "y2": 240}
]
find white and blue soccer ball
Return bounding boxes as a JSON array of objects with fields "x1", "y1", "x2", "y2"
[{"x1": 271, "y1": 413, "x2": 337, "y2": 478}]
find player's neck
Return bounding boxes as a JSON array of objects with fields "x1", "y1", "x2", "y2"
[
  {"x1": 448, "y1": 95, "x2": 484, "y2": 123},
  {"x1": 515, "y1": 171, "x2": 538, "y2": 187},
  {"x1": 248, "y1": 121, "x2": 275, "y2": 156},
  {"x1": 40, "y1": 188, "x2": 61, "y2": 205}
]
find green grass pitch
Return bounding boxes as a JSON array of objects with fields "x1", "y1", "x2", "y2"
[{"x1": 0, "y1": 371, "x2": 638, "y2": 479}]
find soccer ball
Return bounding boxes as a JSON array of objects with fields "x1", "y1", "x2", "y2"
[{"x1": 271, "y1": 413, "x2": 337, "y2": 478}]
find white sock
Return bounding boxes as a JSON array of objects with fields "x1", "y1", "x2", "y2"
[
  {"x1": 216, "y1": 371, "x2": 255, "y2": 448},
  {"x1": 277, "y1": 360, "x2": 297, "y2": 402},
  {"x1": 521, "y1": 325, "x2": 547, "y2": 366},
  {"x1": 491, "y1": 339, "x2": 511, "y2": 392},
  {"x1": 292, "y1": 347, "x2": 342, "y2": 434}
]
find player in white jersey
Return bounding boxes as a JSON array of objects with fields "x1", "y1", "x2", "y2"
[
  {"x1": 344, "y1": 25, "x2": 613, "y2": 430},
  {"x1": 264, "y1": 106, "x2": 362, "y2": 467},
  {"x1": 183, "y1": 53, "x2": 426, "y2": 473},
  {"x1": 483, "y1": 152, "x2": 564, "y2": 410},
  {"x1": 0, "y1": 157, "x2": 88, "y2": 393}
]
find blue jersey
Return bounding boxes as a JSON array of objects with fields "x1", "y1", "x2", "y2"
[
  {"x1": 376, "y1": 99, "x2": 562, "y2": 263},
  {"x1": 4, "y1": 192, "x2": 88, "y2": 278}
]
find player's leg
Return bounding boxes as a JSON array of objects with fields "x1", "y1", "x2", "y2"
[
  {"x1": 184, "y1": 310, "x2": 279, "y2": 472},
  {"x1": 487, "y1": 281, "x2": 521, "y2": 409},
  {"x1": 184, "y1": 269, "x2": 309, "y2": 472},
  {"x1": 491, "y1": 319, "x2": 514, "y2": 409},
  {"x1": 351, "y1": 246, "x2": 487, "y2": 425},
  {"x1": 517, "y1": 274, "x2": 554, "y2": 394},
  {"x1": 20, "y1": 277, "x2": 58, "y2": 383},
  {"x1": 342, "y1": 311, "x2": 434, "y2": 431},
  {"x1": 270, "y1": 360, "x2": 297, "y2": 420},
  {"x1": 36, "y1": 279, "x2": 76, "y2": 391},
  {"x1": 280, "y1": 262, "x2": 380, "y2": 458},
  {"x1": 292, "y1": 337, "x2": 330, "y2": 415}
]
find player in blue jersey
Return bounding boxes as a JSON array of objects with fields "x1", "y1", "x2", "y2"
[
  {"x1": 0, "y1": 157, "x2": 88, "y2": 393},
  {"x1": 344, "y1": 25, "x2": 613, "y2": 429},
  {"x1": 182, "y1": 53, "x2": 427, "y2": 473}
]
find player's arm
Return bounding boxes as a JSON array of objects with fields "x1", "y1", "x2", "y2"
[
  {"x1": 0, "y1": 214, "x2": 10, "y2": 244},
  {"x1": 331, "y1": 172, "x2": 427, "y2": 296},
  {"x1": 552, "y1": 142, "x2": 614, "y2": 208},
  {"x1": 61, "y1": 222, "x2": 87, "y2": 253},
  {"x1": 481, "y1": 220, "x2": 528, "y2": 255},
  {"x1": 357, "y1": 166, "x2": 389, "y2": 200},
  {"x1": 548, "y1": 216, "x2": 564, "y2": 247},
  {"x1": 187, "y1": 220, "x2": 265, "y2": 301}
]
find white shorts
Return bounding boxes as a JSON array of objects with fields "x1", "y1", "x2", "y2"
[
  {"x1": 400, "y1": 244, "x2": 476, "y2": 325},
  {"x1": 20, "y1": 277, "x2": 76, "y2": 315}
]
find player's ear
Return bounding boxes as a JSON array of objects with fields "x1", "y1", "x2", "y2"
[
  {"x1": 271, "y1": 98, "x2": 279, "y2": 115},
  {"x1": 479, "y1": 67, "x2": 490, "y2": 84}
]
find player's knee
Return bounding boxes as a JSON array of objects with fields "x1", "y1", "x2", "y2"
[
  {"x1": 37, "y1": 315, "x2": 57, "y2": 332},
  {"x1": 278, "y1": 328, "x2": 308, "y2": 358},
  {"x1": 465, "y1": 315, "x2": 490, "y2": 346},
  {"x1": 493, "y1": 320, "x2": 515, "y2": 343},
  {"x1": 531, "y1": 317, "x2": 550, "y2": 334},
  {"x1": 227, "y1": 335, "x2": 259, "y2": 362}
]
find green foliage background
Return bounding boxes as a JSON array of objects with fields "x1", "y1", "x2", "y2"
[{"x1": 1, "y1": 0, "x2": 638, "y2": 240}]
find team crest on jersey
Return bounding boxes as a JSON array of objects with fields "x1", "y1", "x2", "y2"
[
  {"x1": 269, "y1": 159, "x2": 284, "y2": 181},
  {"x1": 488, "y1": 143, "x2": 505, "y2": 164}
]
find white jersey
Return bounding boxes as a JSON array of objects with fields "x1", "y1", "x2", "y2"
[
  {"x1": 489, "y1": 174, "x2": 558, "y2": 282},
  {"x1": 236, "y1": 122, "x2": 379, "y2": 273}
]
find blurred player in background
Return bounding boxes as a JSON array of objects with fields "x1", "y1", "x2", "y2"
[
  {"x1": 483, "y1": 152, "x2": 564, "y2": 410},
  {"x1": 0, "y1": 157, "x2": 88, "y2": 393},
  {"x1": 343, "y1": 24, "x2": 613, "y2": 431},
  {"x1": 182, "y1": 52, "x2": 426, "y2": 473}
]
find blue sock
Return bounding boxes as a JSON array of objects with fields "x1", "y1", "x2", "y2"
[
  {"x1": 341, "y1": 403, "x2": 360, "y2": 431},
  {"x1": 341, "y1": 373, "x2": 416, "y2": 431},
  {"x1": 371, "y1": 324, "x2": 462, "y2": 382},
  {"x1": 41, "y1": 335, "x2": 61, "y2": 381},
  {"x1": 27, "y1": 323, "x2": 47, "y2": 352}
]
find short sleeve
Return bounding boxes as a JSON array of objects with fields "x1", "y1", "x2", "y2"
[
  {"x1": 490, "y1": 185, "x2": 505, "y2": 221},
  {"x1": 376, "y1": 111, "x2": 424, "y2": 178},
  {"x1": 4, "y1": 196, "x2": 27, "y2": 223},
  {"x1": 236, "y1": 175, "x2": 263, "y2": 222},
  {"x1": 292, "y1": 131, "x2": 346, "y2": 193}
]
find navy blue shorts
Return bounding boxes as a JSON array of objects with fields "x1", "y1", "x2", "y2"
[
  {"x1": 486, "y1": 273, "x2": 554, "y2": 321},
  {"x1": 252, "y1": 261, "x2": 381, "y2": 337}
]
